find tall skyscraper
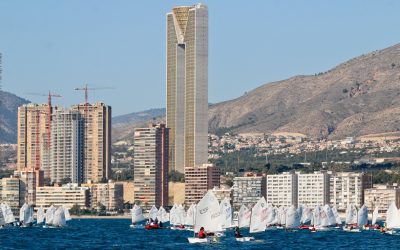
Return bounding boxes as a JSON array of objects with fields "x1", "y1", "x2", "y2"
[
  {"x1": 50, "y1": 108, "x2": 84, "y2": 184},
  {"x1": 166, "y1": 4, "x2": 208, "y2": 173},
  {"x1": 17, "y1": 104, "x2": 51, "y2": 175},
  {"x1": 133, "y1": 124, "x2": 169, "y2": 207},
  {"x1": 71, "y1": 102, "x2": 112, "y2": 183}
]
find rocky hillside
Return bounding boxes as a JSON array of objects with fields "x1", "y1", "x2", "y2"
[
  {"x1": 209, "y1": 44, "x2": 400, "y2": 139},
  {"x1": 0, "y1": 91, "x2": 30, "y2": 143}
]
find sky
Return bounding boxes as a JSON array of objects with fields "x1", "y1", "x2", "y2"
[{"x1": 1, "y1": 0, "x2": 400, "y2": 116}]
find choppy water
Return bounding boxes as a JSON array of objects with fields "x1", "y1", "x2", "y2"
[{"x1": 0, "y1": 219, "x2": 399, "y2": 249}]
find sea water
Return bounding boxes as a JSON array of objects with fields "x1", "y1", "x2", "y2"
[{"x1": 0, "y1": 219, "x2": 399, "y2": 249}]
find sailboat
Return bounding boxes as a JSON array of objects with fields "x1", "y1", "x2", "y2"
[
  {"x1": 2, "y1": 203, "x2": 16, "y2": 226},
  {"x1": 249, "y1": 197, "x2": 268, "y2": 233},
  {"x1": 188, "y1": 191, "x2": 222, "y2": 244},
  {"x1": 236, "y1": 204, "x2": 254, "y2": 242},
  {"x1": 145, "y1": 205, "x2": 160, "y2": 229},
  {"x1": 343, "y1": 204, "x2": 360, "y2": 232},
  {"x1": 285, "y1": 205, "x2": 301, "y2": 229},
  {"x1": 385, "y1": 201, "x2": 400, "y2": 234},
  {"x1": 277, "y1": 206, "x2": 286, "y2": 229},
  {"x1": 44, "y1": 205, "x2": 56, "y2": 228},
  {"x1": 299, "y1": 205, "x2": 312, "y2": 229},
  {"x1": 130, "y1": 204, "x2": 145, "y2": 228},
  {"x1": 331, "y1": 206, "x2": 342, "y2": 228},
  {"x1": 184, "y1": 204, "x2": 196, "y2": 230},
  {"x1": 357, "y1": 205, "x2": 368, "y2": 229},
  {"x1": 20, "y1": 203, "x2": 34, "y2": 227},
  {"x1": 220, "y1": 197, "x2": 233, "y2": 229},
  {"x1": 371, "y1": 206, "x2": 379, "y2": 230},
  {"x1": 156, "y1": 206, "x2": 169, "y2": 226},
  {"x1": 53, "y1": 206, "x2": 67, "y2": 227},
  {"x1": 37, "y1": 207, "x2": 45, "y2": 225},
  {"x1": 64, "y1": 206, "x2": 72, "y2": 222}
]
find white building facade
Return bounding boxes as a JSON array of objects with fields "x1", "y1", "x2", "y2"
[{"x1": 267, "y1": 172, "x2": 298, "y2": 207}]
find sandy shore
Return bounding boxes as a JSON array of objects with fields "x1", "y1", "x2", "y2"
[{"x1": 71, "y1": 215, "x2": 130, "y2": 219}]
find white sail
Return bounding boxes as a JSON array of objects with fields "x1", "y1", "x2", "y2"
[
  {"x1": 53, "y1": 206, "x2": 66, "y2": 227},
  {"x1": 156, "y1": 206, "x2": 169, "y2": 223},
  {"x1": 184, "y1": 204, "x2": 196, "y2": 226},
  {"x1": 37, "y1": 207, "x2": 45, "y2": 224},
  {"x1": 249, "y1": 197, "x2": 268, "y2": 233},
  {"x1": 194, "y1": 191, "x2": 222, "y2": 233},
  {"x1": 63, "y1": 206, "x2": 71, "y2": 221},
  {"x1": 45, "y1": 205, "x2": 56, "y2": 225},
  {"x1": 3, "y1": 204, "x2": 15, "y2": 224},
  {"x1": 148, "y1": 205, "x2": 158, "y2": 220},
  {"x1": 24, "y1": 205, "x2": 34, "y2": 224},
  {"x1": 331, "y1": 206, "x2": 341, "y2": 225},
  {"x1": 345, "y1": 205, "x2": 357, "y2": 225},
  {"x1": 220, "y1": 197, "x2": 233, "y2": 229},
  {"x1": 301, "y1": 206, "x2": 312, "y2": 224},
  {"x1": 177, "y1": 205, "x2": 186, "y2": 225},
  {"x1": 266, "y1": 205, "x2": 276, "y2": 226},
  {"x1": 169, "y1": 205, "x2": 177, "y2": 225},
  {"x1": 323, "y1": 205, "x2": 336, "y2": 226},
  {"x1": 357, "y1": 205, "x2": 368, "y2": 226},
  {"x1": 372, "y1": 206, "x2": 379, "y2": 225},
  {"x1": 386, "y1": 201, "x2": 400, "y2": 229},
  {"x1": 238, "y1": 204, "x2": 251, "y2": 228},
  {"x1": 271, "y1": 207, "x2": 280, "y2": 225},
  {"x1": 131, "y1": 204, "x2": 145, "y2": 224},
  {"x1": 285, "y1": 205, "x2": 301, "y2": 228},
  {"x1": 319, "y1": 209, "x2": 329, "y2": 227},
  {"x1": 312, "y1": 205, "x2": 321, "y2": 227},
  {"x1": 20, "y1": 203, "x2": 28, "y2": 222},
  {"x1": 278, "y1": 206, "x2": 286, "y2": 226}
]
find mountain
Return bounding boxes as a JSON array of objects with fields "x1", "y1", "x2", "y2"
[
  {"x1": 113, "y1": 108, "x2": 165, "y2": 142},
  {"x1": 0, "y1": 91, "x2": 30, "y2": 143},
  {"x1": 209, "y1": 43, "x2": 400, "y2": 139}
]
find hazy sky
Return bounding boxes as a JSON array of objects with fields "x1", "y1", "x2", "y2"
[{"x1": 1, "y1": 0, "x2": 400, "y2": 116}]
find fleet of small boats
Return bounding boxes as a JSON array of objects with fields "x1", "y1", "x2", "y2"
[
  {"x1": 0, "y1": 203, "x2": 71, "y2": 228},
  {"x1": 128, "y1": 194, "x2": 400, "y2": 244}
]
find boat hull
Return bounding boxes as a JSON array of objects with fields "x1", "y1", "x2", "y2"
[
  {"x1": 188, "y1": 237, "x2": 211, "y2": 244},
  {"x1": 236, "y1": 237, "x2": 254, "y2": 242}
]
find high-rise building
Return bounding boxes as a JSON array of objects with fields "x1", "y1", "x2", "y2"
[
  {"x1": 364, "y1": 184, "x2": 400, "y2": 213},
  {"x1": 17, "y1": 104, "x2": 51, "y2": 177},
  {"x1": 329, "y1": 172, "x2": 373, "y2": 211},
  {"x1": 133, "y1": 124, "x2": 169, "y2": 207},
  {"x1": 297, "y1": 172, "x2": 330, "y2": 207},
  {"x1": 50, "y1": 108, "x2": 84, "y2": 184},
  {"x1": 266, "y1": 172, "x2": 298, "y2": 207},
  {"x1": 0, "y1": 176, "x2": 25, "y2": 214},
  {"x1": 232, "y1": 174, "x2": 266, "y2": 210},
  {"x1": 86, "y1": 181, "x2": 124, "y2": 210},
  {"x1": 166, "y1": 4, "x2": 208, "y2": 173},
  {"x1": 184, "y1": 164, "x2": 219, "y2": 205},
  {"x1": 70, "y1": 102, "x2": 112, "y2": 183}
]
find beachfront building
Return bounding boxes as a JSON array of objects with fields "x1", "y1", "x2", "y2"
[
  {"x1": 329, "y1": 172, "x2": 372, "y2": 211},
  {"x1": 267, "y1": 172, "x2": 298, "y2": 207},
  {"x1": 297, "y1": 171, "x2": 330, "y2": 207},
  {"x1": 35, "y1": 183, "x2": 90, "y2": 209},
  {"x1": 185, "y1": 164, "x2": 220, "y2": 205},
  {"x1": 364, "y1": 184, "x2": 400, "y2": 213},
  {"x1": 232, "y1": 174, "x2": 266, "y2": 210}
]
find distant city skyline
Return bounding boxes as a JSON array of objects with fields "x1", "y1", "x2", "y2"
[{"x1": 1, "y1": 0, "x2": 400, "y2": 115}]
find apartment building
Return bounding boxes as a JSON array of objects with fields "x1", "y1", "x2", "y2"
[
  {"x1": 297, "y1": 172, "x2": 330, "y2": 207},
  {"x1": 364, "y1": 184, "x2": 400, "y2": 212},
  {"x1": 185, "y1": 164, "x2": 220, "y2": 205},
  {"x1": 267, "y1": 172, "x2": 298, "y2": 207},
  {"x1": 232, "y1": 174, "x2": 266, "y2": 209},
  {"x1": 35, "y1": 183, "x2": 90, "y2": 209}
]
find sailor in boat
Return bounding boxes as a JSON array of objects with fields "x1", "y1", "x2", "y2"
[
  {"x1": 234, "y1": 226, "x2": 243, "y2": 238},
  {"x1": 158, "y1": 221, "x2": 163, "y2": 228},
  {"x1": 178, "y1": 224, "x2": 185, "y2": 229},
  {"x1": 198, "y1": 227, "x2": 207, "y2": 239},
  {"x1": 373, "y1": 224, "x2": 380, "y2": 230}
]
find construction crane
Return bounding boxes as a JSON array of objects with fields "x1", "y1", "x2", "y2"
[
  {"x1": 74, "y1": 84, "x2": 112, "y2": 118},
  {"x1": 26, "y1": 91, "x2": 62, "y2": 148}
]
